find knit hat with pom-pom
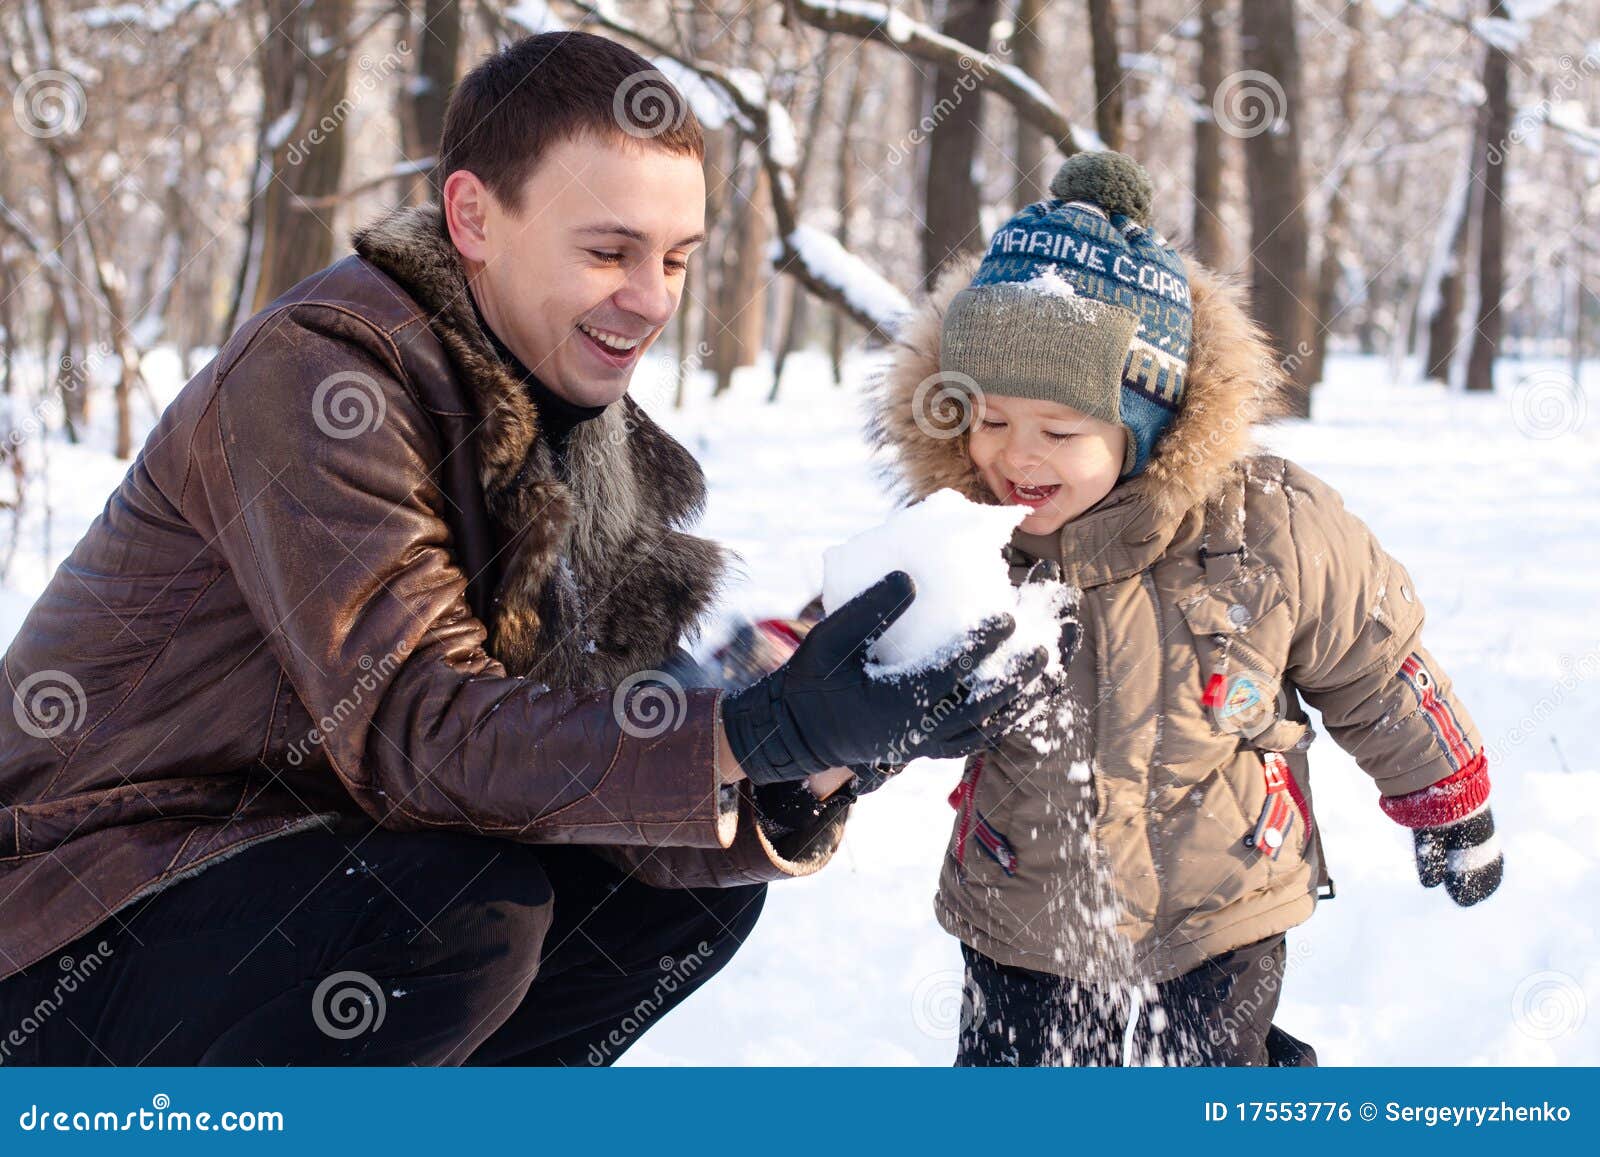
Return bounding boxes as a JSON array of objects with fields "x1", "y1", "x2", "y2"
[{"x1": 940, "y1": 151, "x2": 1191, "y2": 477}]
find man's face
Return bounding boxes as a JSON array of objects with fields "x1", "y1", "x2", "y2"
[{"x1": 446, "y1": 134, "x2": 706, "y2": 407}]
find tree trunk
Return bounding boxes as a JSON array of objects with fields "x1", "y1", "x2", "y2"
[
  {"x1": 1307, "y1": 0, "x2": 1364, "y2": 389},
  {"x1": 1011, "y1": 0, "x2": 1049, "y2": 206},
  {"x1": 1191, "y1": 0, "x2": 1227, "y2": 267},
  {"x1": 920, "y1": 0, "x2": 999, "y2": 286},
  {"x1": 830, "y1": 55, "x2": 868, "y2": 385},
  {"x1": 248, "y1": 0, "x2": 355, "y2": 314},
  {"x1": 1087, "y1": 0, "x2": 1125, "y2": 152},
  {"x1": 1465, "y1": 0, "x2": 1511, "y2": 393},
  {"x1": 401, "y1": 0, "x2": 459, "y2": 202},
  {"x1": 1239, "y1": 0, "x2": 1314, "y2": 415}
]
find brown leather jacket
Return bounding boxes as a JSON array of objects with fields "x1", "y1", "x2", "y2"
[{"x1": 0, "y1": 206, "x2": 844, "y2": 982}]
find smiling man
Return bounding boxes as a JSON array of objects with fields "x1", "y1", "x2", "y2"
[{"x1": 0, "y1": 31, "x2": 1043, "y2": 1065}]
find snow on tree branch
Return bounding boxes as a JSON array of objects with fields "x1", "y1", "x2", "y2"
[{"x1": 784, "y1": 0, "x2": 1095, "y2": 156}]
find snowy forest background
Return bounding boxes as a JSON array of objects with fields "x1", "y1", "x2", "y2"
[{"x1": 1, "y1": 0, "x2": 1597, "y2": 1064}]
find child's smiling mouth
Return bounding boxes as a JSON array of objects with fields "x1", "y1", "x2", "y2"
[{"x1": 1004, "y1": 479, "x2": 1061, "y2": 508}]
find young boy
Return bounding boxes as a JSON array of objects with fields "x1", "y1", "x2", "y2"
[{"x1": 869, "y1": 152, "x2": 1504, "y2": 1066}]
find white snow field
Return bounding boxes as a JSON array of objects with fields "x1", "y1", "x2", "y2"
[{"x1": 1, "y1": 348, "x2": 1594, "y2": 1066}]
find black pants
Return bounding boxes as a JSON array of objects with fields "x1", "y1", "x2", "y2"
[
  {"x1": 956, "y1": 935, "x2": 1317, "y2": 1067},
  {"x1": 0, "y1": 821, "x2": 765, "y2": 1065}
]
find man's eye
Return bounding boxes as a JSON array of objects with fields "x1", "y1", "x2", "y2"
[
  {"x1": 588, "y1": 250, "x2": 624, "y2": 264},
  {"x1": 665, "y1": 258, "x2": 689, "y2": 275}
]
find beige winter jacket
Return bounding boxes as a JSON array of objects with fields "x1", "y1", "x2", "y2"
[{"x1": 869, "y1": 253, "x2": 1487, "y2": 985}]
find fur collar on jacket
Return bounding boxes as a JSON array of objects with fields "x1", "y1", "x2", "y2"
[
  {"x1": 352, "y1": 205, "x2": 726, "y2": 690},
  {"x1": 868, "y1": 251, "x2": 1289, "y2": 584}
]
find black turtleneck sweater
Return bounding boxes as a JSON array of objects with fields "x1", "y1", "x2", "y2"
[{"x1": 466, "y1": 286, "x2": 606, "y2": 462}]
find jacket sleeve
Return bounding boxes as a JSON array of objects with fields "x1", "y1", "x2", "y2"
[
  {"x1": 1282, "y1": 463, "x2": 1490, "y2": 821},
  {"x1": 180, "y1": 303, "x2": 735, "y2": 848}
]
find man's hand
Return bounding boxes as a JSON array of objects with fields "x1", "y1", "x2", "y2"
[{"x1": 719, "y1": 571, "x2": 1050, "y2": 786}]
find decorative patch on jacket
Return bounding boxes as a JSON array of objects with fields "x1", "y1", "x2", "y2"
[
  {"x1": 1398, "y1": 653, "x2": 1475, "y2": 771},
  {"x1": 1203, "y1": 668, "x2": 1285, "y2": 740},
  {"x1": 949, "y1": 756, "x2": 1019, "y2": 877}
]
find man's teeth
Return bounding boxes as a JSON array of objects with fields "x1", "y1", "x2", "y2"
[{"x1": 580, "y1": 323, "x2": 643, "y2": 352}]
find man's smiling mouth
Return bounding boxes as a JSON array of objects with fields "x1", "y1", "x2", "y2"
[{"x1": 578, "y1": 322, "x2": 644, "y2": 352}]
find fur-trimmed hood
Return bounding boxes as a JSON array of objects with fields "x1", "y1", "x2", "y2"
[
  {"x1": 351, "y1": 205, "x2": 727, "y2": 690},
  {"x1": 868, "y1": 251, "x2": 1288, "y2": 583}
]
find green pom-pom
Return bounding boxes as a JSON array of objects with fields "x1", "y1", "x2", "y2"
[{"x1": 1049, "y1": 151, "x2": 1155, "y2": 226}]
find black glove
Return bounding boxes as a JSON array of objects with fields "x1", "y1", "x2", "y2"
[
  {"x1": 840, "y1": 562, "x2": 1079, "y2": 789},
  {"x1": 751, "y1": 779, "x2": 857, "y2": 837},
  {"x1": 1413, "y1": 806, "x2": 1503, "y2": 906},
  {"x1": 721, "y1": 571, "x2": 1049, "y2": 785}
]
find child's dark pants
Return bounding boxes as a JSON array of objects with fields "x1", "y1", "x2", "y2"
[
  {"x1": 956, "y1": 934, "x2": 1318, "y2": 1066},
  {"x1": 0, "y1": 821, "x2": 765, "y2": 1066}
]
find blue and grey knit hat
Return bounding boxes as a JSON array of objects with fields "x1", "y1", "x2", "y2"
[{"x1": 940, "y1": 151, "x2": 1192, "y2": 477}]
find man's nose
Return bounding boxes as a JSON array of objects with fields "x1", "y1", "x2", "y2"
[{"x1": 613, "y1": 261, "x2": 677, "y2": 328}]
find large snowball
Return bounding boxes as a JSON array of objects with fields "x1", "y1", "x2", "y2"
[{"x1": 821, "y1": 488, "x2": 1072, "y2": 684}]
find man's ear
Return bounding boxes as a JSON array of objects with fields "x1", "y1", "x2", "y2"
[{"x1": 443, "y1": 170, "x2": 492, "y2": 264}]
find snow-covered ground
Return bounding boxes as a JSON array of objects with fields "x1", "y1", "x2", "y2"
[{"x1": 2, "y1": 348, "x2": 1594, "y2": 1066}]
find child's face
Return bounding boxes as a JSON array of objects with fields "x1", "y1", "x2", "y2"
[{"x1": 967, "y1": 394, "x2": 1127, "y2": 534}]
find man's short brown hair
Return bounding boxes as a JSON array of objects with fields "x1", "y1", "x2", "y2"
[{"x1": 440, "y1": 31, "x2": 704, "y2": 212}]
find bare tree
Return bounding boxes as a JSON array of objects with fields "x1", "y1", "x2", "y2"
[
  {"x1": 1465, "y1": 0, "x2": 1511, "y2": 392},
  {"x1": 1239, "y1": 0, "x2": 1315, "y2": 415}
]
